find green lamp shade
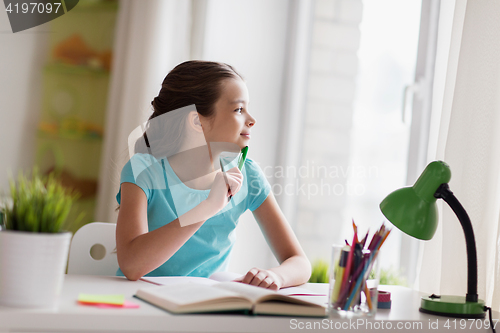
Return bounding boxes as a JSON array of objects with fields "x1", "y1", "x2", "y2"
[{"x1": 380, "y1": 161, "x2": 451, "y2": 240}]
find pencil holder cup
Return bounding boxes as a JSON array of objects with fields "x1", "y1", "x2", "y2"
[{"x1": 328, "y1": 244, "x2": 380, "y2": 317}]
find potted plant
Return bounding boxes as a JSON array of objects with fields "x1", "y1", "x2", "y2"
[{"x1": 0, "y1": 168, "x2": 79, "y2": 308}]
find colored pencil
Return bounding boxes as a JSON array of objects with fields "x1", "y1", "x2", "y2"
[{"x1": 339, "y1": 232, "x2": 357, "y2": 302}]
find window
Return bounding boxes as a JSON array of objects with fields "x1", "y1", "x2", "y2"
[{"x1": 291, "y1": 0, "x2": 423, "y2": 280}]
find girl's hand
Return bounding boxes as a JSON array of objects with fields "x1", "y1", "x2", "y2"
[
  {"x1": 224, "y1": 166, "x2": 243, "y2": 196},
  {"x1": 206, "y1": 167, "x2": 243, "y2": 214},
  {"x1": 233, "y1": 268, "x2": 283, "y2": 291}
]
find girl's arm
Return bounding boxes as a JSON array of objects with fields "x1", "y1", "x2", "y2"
[
  {"x1": 116, "y1": 168, "x2": 243, "y2": 281},
  {"x1": 236, "y1": 192, "x2": 311, "y2": 290},
  {"x1": 116, "y1": 182, "x2": 209, "y2": 281}
]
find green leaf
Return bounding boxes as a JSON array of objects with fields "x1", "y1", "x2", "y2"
[{"x1": 1, "y1": 167, "x2": 77, "y2": 234}]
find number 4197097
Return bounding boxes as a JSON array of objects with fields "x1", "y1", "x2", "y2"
[{"x1": 5, "y1": 2, "x2": 62, "y2": 14}]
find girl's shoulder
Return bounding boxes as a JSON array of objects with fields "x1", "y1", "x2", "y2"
[
  {"x1": 122, "y1": 153, "x2": 165, "y2": 181},
  {"x1": 242, "y1": 157, "x2": 272, "y2": 211},
  {"x1": 243, "y1": 157, "x2": 260, "y2": 171},
  {"x1": 243, "y1": 157, "x2": 268, "y2": 179}
]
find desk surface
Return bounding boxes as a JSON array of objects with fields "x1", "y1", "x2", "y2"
[{"x1": 0, "y1": 275, "x2": 497, "y2": 333}]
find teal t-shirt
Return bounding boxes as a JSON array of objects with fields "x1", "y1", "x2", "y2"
[{"x1": 115, "y1": 153, "x2": 271, "y2": 277}]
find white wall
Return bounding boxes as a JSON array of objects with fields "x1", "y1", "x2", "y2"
[
  {"x1": 201, "y1": 0, "x2": 290, "y2": 273},
  {"x1": 297, "y1": 0, "x2": 363, "y2": 263},
  {"x1": 0, "y1": 10, "x2": 49, "y2": 198}
]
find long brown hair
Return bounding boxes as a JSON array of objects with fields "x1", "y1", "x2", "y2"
[{"x1": 135, "y1": 60, "x2": 243, "y2": 155}]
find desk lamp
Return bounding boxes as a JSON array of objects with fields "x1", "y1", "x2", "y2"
[{"x1": 379, "y1": 161, "x2": 485, "y2": 318}]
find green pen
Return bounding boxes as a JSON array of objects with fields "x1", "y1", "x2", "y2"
[
  {"x1": 221, "y1": 146, "x2": 248, "y2": 201},
  {"x1": 238, "y1": 146, "x2": 248, "y2": 170}
]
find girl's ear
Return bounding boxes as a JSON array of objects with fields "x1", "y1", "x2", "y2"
[{"x1": 188, "y1": 111, "x2": 203, "y2": 133}]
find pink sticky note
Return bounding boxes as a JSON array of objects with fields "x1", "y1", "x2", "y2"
[{"x1": 96, "y1": 300, "x2": 140, "y2": 309}]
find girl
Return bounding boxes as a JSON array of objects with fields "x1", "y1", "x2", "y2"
[{"x1": 115, "y1": 60, "x2": 311, "y2": 290}]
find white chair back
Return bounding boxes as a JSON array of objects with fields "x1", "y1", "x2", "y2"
[{"x1": 67, "y1": 222, "x2": 119, "y2": 275}]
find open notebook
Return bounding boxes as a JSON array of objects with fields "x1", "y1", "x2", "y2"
[
  {"x1": 135, "y1": 281, "x2": 327, "y2": 317},
  {"x1": 137, "y1": 271, "x2": 327, "y2": 317},
  {"x1": 140, "y1": 271, "x2": 326, "y2": 297}
]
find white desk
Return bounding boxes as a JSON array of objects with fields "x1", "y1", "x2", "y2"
[{"x1": 0, "y1": 275, "x2": 497, "y2": 333}]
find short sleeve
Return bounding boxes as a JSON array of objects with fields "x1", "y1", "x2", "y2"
[
  {"x1": 116, "y1": 154, "x2": 166, "y2": 205},
  {"x1": 245, "y1": 158, "x2": 272, "y2": 211}
]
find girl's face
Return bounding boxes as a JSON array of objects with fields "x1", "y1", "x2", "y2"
[{"x1": 201, "y1": 78, "x2": 255, "y2": 150}]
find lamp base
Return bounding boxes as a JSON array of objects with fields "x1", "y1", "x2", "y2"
[{"x1": 420, "y1": 295, "x2": 485, "y2": 318}]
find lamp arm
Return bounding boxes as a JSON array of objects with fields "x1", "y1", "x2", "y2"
[{"x1": 434, "y1": 183, "x2": 479, "y2": 303}]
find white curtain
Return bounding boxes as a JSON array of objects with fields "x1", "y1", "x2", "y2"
[
  {"x1": 417, "y1": 0, "x2": 500, "y2": 311},
  {"x1": 95, "y1": 0, "x2": 191, "y2": 224}
]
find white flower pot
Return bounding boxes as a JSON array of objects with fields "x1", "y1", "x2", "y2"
[{"x1": 0, "y1": 230, "x2": 71, "y2": 308}]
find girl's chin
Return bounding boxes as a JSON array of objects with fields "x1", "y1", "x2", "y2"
[{"x1": 238, "y1": 138, "x2": 250, "y2": 147}]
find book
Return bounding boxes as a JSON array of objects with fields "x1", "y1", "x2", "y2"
[
  {"x1": 140, "y1": 271, "x2": 326, "y2": 297},
  {"x1": 134, "y1": 281, "x2": 327, "y2": 317}
]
